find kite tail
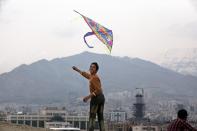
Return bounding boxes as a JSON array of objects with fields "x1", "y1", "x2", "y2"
[{"x1": 83, "y1": 32, "x2": 95, "y2": 48}]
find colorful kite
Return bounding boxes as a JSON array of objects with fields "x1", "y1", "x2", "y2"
[{"x1": 74, "y1": 10, "x2": 113, "y2": 53}]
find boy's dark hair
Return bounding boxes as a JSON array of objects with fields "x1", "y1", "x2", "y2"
[
  {"x1": 91, "y1": 62, "x2": 99, "y2": 72},
  {"x1": 178, "y1": 109, "x2": 188, "y2": 119}
]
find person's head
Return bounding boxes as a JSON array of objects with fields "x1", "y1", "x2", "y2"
[
  {"x1": 177, "y1": 109, "x2": 188, "y2": 120},
  {"x1": 89, "y1": 62, "x2": 99, "y2": 75}
]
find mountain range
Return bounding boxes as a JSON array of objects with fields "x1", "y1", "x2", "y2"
[
  {"x1": 0, "y1": 52, "x2": 197, "y2": 104},
  {"x1": 157, "y1": 48, "x2": 197, "y2": 77}
]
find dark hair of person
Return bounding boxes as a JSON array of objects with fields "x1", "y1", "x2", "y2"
[
  {"x1": 178, "y1": 109, "x2": 188, "y2": 119},
  {"x1": 91, "y1": 62, "x2": 99, "y2": 72}
]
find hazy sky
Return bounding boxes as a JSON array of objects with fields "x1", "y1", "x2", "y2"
[{"x1": 0, "y1": 0, "x2": 197, "y2": 73}]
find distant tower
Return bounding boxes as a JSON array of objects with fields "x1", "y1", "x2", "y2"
[{"x1": 133, "y1": 88, "x2": 145, "y2": 120}]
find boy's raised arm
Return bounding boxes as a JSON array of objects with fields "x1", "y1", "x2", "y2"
[{"x1": 72, "y1": 66, "x2": 90, "y2": 79}]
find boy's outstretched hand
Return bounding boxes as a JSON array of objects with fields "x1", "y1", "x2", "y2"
[{"x1": 72, "y1": 66, "x2": 77, "y2": 71}]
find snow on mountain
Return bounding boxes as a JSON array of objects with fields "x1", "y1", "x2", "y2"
[{"x1": 157, "y1": 48, "x2": 197, "y2": 76}]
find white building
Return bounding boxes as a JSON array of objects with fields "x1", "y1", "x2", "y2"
[
  {"x1": 132, "y1": 125, "x2": 159, "y2": 131},
  {"x1": 45, "y1": 121, "x2": 71, "y2": 128},
  {"x1": 6, "y1": 107, "x2": 99, "y2": 130},
  {"x1": 109, "y1": 110, "x2": 127, "y2": 122}
]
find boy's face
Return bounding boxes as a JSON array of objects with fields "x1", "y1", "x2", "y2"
[{"x1": 89, "y1": 64, "x2": 97, "y2": 74}]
